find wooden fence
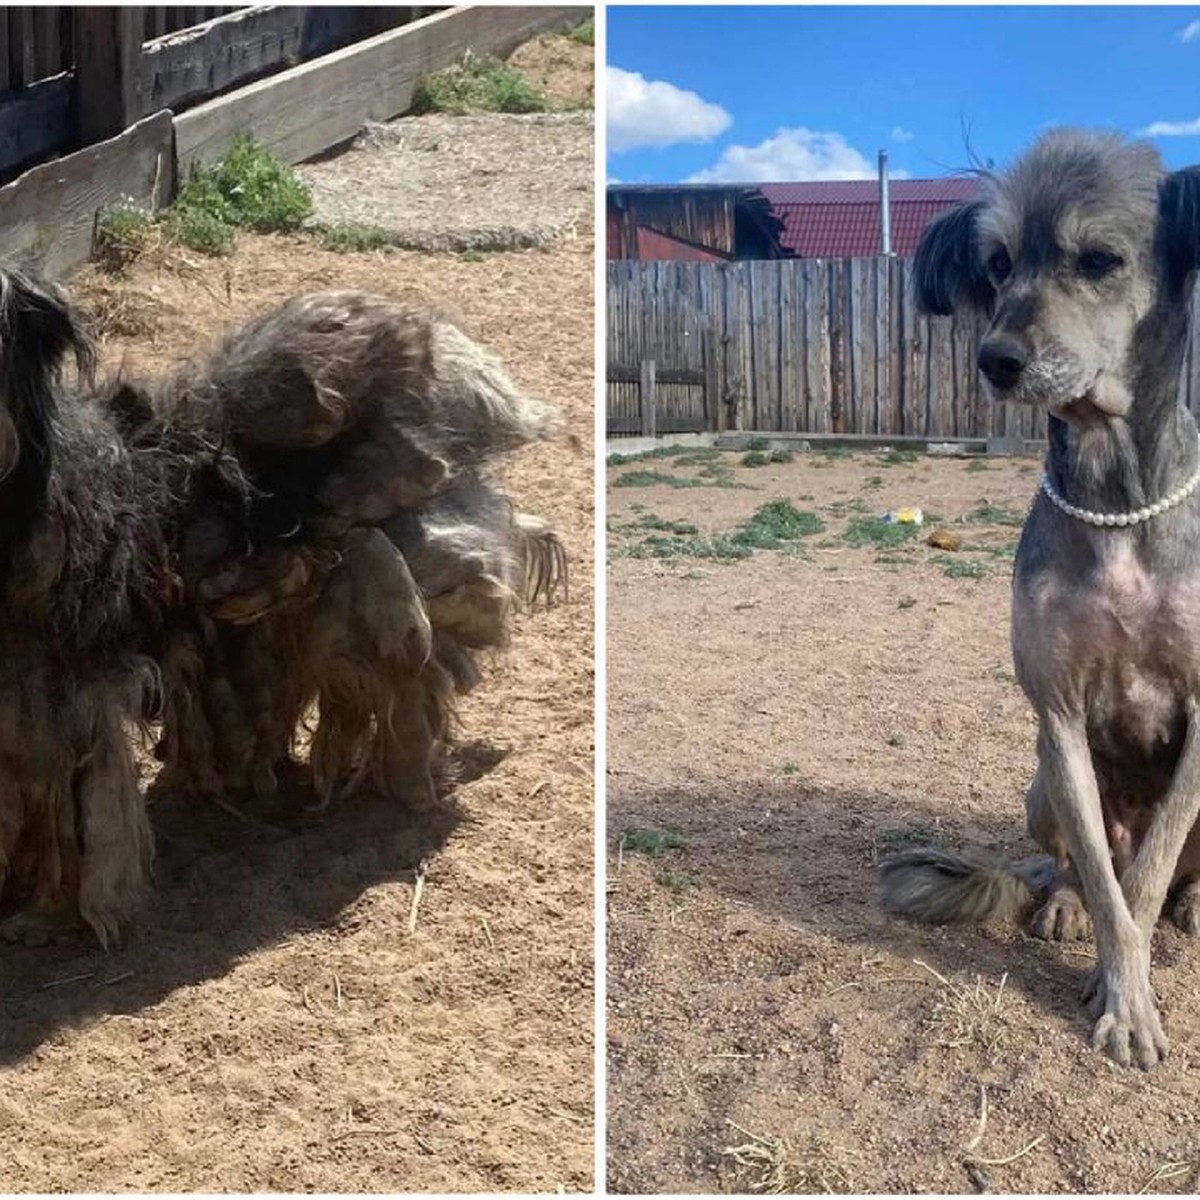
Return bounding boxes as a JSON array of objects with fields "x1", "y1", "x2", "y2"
[
  {"x1": 607, "y1": 257, "x2": 1200, "y2": 443},
  {"x1": 0, "y1": 6, "x2": 444, "y2": 183},
  {"x1": 0, "y1": 5, "x2": 583, "y2": 280}
]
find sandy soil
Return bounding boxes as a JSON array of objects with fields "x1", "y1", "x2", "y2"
[
  {"x1": 0, "y1": 162, "x2": 595, "y2": 1189},
  {"x1": 607, "y1": 448, "x2": 1200, "y2": 1195},
  {"x1": 508, "y1": 31, "x2": 595, "y2": 109},
  {"x1": 297, "y1": 31, "x2": 592, "y2": 252}
]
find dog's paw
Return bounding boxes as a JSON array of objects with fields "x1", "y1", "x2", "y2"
[
  {"x1": 0, "y1": 906, "x2": 81, "y2": 947},
  {"x1": 1171, "y1": 881, "x2": 1200, "y2": 935},
  {"x1": 1031, "y1": 886, "x2": 1092, "y2": 942},
  {"x1": 1083, "y1": 966, "x2": 1168, "y2": 1069}
]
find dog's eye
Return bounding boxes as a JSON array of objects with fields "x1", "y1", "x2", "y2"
[
  {"x1": 1078, "y1": 249, "x2": 1123, "y2": 279},
  {"x1": 987, "y1": 248, "x2": 1012, "y2": 283}
]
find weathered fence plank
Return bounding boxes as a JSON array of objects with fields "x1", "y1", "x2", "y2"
[
  {"x1": 175, "y1": 5, "x2": 584, "y2": 175},
  {"x1": 607, "y1": 255, "x2": 1200, "y2": 441},
  {"x1": 0, "y1": 110, "x2": 174, "y2": 280}
]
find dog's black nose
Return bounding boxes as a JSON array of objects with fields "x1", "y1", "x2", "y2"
[{"x1": 978, "y1": 338, "x2": 1027, "y2": 391}]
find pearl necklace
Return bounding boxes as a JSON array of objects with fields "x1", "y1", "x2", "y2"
[{"x1": 1040, "y1": 465, "x2": 1200, "y2": 527}]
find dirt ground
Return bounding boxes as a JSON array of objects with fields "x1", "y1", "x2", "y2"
[
  {"x1": 607, "y1": 446, "x2": 1200, "y2": 1195},
  {"x1": 0, "y1": 97, "x2": 594, "y2": 1191},
  {"x1": 298, "y1": 33, "x2": 594, "y2": 252}
]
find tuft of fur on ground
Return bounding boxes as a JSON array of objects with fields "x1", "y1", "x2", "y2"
[
  {"x1": 608, "y1": 449, "x2": 1200, "y2": 1194},
  {"x1": 0, "y1": 221, "x2": 593, "y2": 1191}
]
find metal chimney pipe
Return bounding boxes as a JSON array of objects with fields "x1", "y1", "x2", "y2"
[{"x1": 878, "y1": 149, "x2": 891, "y2": 256}]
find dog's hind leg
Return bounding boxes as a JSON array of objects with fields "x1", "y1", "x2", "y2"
[
  {"x1": 75, "y1": 702, "x2": 153, "y2": 949},
  {"x1": 1039, "y1": 712, "x2": 1167, "y2": 1067},
  {"x1": 1025, "y1": 765, "x2": 1093, "y2": 942}
]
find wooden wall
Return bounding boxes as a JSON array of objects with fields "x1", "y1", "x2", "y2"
[{"x1": 607, "y1": 257, "x2": 1200, "y2": 440}]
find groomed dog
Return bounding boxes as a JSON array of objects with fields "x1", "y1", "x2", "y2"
[
  {"x1": 0, "y1": 273, "x2": 566, "y2": 946},
  {"x1": 880, "y1": 130, "x2": 1200, "y2": 1068}
]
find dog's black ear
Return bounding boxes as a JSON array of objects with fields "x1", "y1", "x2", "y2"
[
  {"x1": 913, "y1": 201, "x2": 993, "y2": 316},
  {"x1": 0, "y1": 269, "x2": 95, "y2": 382},
  {"x1": 1157, "y1": 167, "x2": 1200, "y2": 302}
]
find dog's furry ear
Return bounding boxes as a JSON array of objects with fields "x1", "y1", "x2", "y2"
[
  {"x1": 0, "y1": 269, "x2": 95, "y2": 383},
  {"x1": 912, "y1": 201, "x2": 994, "y2": 316},
  {"x1": 1157, "y1": 167, "x2": 1200, "y2": 302}
]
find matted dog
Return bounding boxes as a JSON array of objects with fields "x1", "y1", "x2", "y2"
[
  {"x1": 0, "y1": 273, "x2": 565, "y2": 947},
  {"x1": 880, "y1": 129, "x2": 1200, "y2": 1068}
]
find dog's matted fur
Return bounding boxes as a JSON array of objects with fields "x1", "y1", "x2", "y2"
[
  {"x1": 879, "y1": 130, "x2": 1200, "y2": 1068},
  {"x1": 0, "y1": 273, "x2": 566, "y2": 946}
]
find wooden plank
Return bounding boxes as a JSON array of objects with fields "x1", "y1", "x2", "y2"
[
  {"x1": 0, "y1": 109, "x2": 175, "y2": 280},
  {"x1": 817, "y1": 260, "x2": 833, "y2": 433},
  {"x1": 779, "y1": 261, "x2": 799, "y2": 431},
  {"x1": 0, "y1": 14, "x2": 10, "y2": 92},
  {"x1": 639, "y1": 359, "x2": 657, "y2": 438},
  {"x1": 33, "y1": 7, "x2": 59, "y2": 79},
  {"x1": 9, "y1": 8, "x2": 35, "y2": 89},
  {"x1": 0, "y1": 72, "x2": 72, "y2": 174},
  {"x1": 888, "y1": 255, "x2": 905, "y2": 435},
  {"x1": 74, "y1": 7, "x2": 145, "y2": 146},
  {"x1": 607, "y1": 365, "x2": 703, "y2": 386},
  {"x1": 175, "y1": 5, "x2": 585, "y2": 174},
  {"x1": 877, "y1": 257, "x2": 891, "y2": 434},
  {"x1": 137, "y1": 6, "x2": 306, "y2": 119},
  {"x1": 829, "y1": 260, "x2": 848, "y2": 433}
]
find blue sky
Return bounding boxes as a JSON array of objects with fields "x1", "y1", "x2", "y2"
[{"x1": 607, "y1": 7, "x2": 1200, "y2": 183}]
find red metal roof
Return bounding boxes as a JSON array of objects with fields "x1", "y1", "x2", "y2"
[{"x1": 758, "y1": 178, "x2": 980, "y2": 258}]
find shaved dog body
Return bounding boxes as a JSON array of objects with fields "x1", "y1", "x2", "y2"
[{"x1": 881, "y1": 130, "x2": 1200, "y2": 1068}]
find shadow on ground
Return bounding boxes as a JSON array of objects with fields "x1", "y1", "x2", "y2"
[{"x1": 0, "y1": 745, "x2": 497, "y2": 1065}]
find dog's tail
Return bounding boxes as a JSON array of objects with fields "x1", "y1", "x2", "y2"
[{"x1": 878, "y1": 847, "x2": 1057, "y2": 925}]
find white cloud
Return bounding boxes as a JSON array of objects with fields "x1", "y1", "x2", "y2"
[
  {"x1": 1179, "y1": 18, "x2": 1200, "y2": 42},
  {"x1": 1139, "y1": 116, "x2": 1200, "y2": 137},
  {"x1": 606, "y1": 66, "x2": 732, "y2": 154},
  {"x1": 688, "y1": 127, "x2": 885, "y2": 183},
  {"x1": 891, "y1": 125, "x2": 915, "y2": 143}
]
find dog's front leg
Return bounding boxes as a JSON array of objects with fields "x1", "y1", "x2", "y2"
[
  {"x1": 1119, "y1": 697, "x2": 1200, "y2": 938},
  {"x1": 1040, "y1": 711, "x2": 1167, "y2": 1068}
]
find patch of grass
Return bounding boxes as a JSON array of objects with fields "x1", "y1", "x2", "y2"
[
  {"x1": 621, "y1": 514, "x2": 700, "y2": 536},
  {"x1": 842, "y1": 517, "x2": 921, "y2": 549},
  {"x1": 731, "y1": 500, "x2": 825, "y2": 550},
  {"x1": 878, "y1": 448, "x2": 922, "y2": 467},
  {"x1": 621, "y1": 826, "x2": 686, "y2": 857},
  {"x1": 166, "y1": 205, "x2": 236, "y2": 255},
  {"x1": 161, "y1": 134, "x2": 312, "y2": 256},
  {"x1": 863, "y1": 475, "x2": 884, "y2": 490},
  {"x1": 886, "y1": 732, "x2": 906, "y2": 747},
  {"x1": 969, "y1": 500, "x2": 1025, "y2": 527},
  {"x1": 744, "y1": 437, "x2": 771, "y2": 451},
  {"x1": 965, "y1": 459, "x2": 995, "y2": 473},
  {"x1": 567, "y1": 17, "x2": 594, "y2": 44},
  {"x1": 611, "y1": 469, "x2": 703, "y2": 489},
  {"x1": 672, "y1": 449, "x2": 723, "y2": 467},
  {"x1": 813, "y1": 445, "x2": 852, "y2": 460},
  {"x1": 898, "y1": 596, "x2": 917, "y2": 610},
  {"x1": 411, "y1": 52, "x2": 550, "y2": 115},
  {"x1": 781, "y1": 762, "x2": 800, "y2": 775},
  {"x1": 176, "y1": 134, "x2": 312, "y2": 234},
  {"x1": 722, "y1": 1123, "x2": 853, "y2": 1195},
  {"x1": 315, "y1": 222, "x2": 397, "y2": 253},
  {"x1": 939, "y1": 556, "x2": 991, "y2": 579},
  {"x1": 95, "y1": 198, "x2": 156, "y2": 270},
  {"x1": 992, "y1": 666, "x2": 1018, "y2": 685},
  {"x1": 616, "y1": 533, "x2": 752, "y2": 562},
  {"x1": 741, "y1": 449, "x2": 794, "y2": 468}
]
